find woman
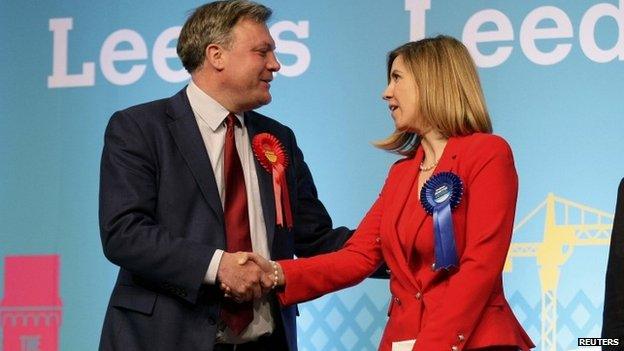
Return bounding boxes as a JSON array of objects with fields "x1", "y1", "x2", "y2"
[{"x1": 240, "y1": 35, "x2": 535, "y2": 351}]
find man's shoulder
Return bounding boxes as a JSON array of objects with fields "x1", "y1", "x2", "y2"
[
  {"x1": 123, "y1": 97, "x2": 169, "y2": 113},
  {"x1": 113, "y1": 97, "x2": 170, "y2": 123},
  {"x1": 110, "y1": 88, "x2": 187, "y2": 125}
]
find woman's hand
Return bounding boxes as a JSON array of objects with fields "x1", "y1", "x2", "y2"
[
  {"x1": 220, "y1": 252, "x2": 285, "y2": 302},
  {"x1": 241, "y1": 252, "x2": 285, "y2": 289}
]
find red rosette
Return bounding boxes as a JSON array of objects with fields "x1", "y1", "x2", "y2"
[{"x1": 252, "y1": 133, "x2": 292, "y2": 229}]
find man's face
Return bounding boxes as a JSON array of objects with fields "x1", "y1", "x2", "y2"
[{"x1": 220, "y1": 18, "x2": 281, "y2": 112}]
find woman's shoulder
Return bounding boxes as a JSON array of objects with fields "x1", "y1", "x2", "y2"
[{"x1": 455, "y1": 132, "x2": 513, "y2": 158}]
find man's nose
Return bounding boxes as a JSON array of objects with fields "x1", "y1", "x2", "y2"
[{"x1": 267, "y1": 51, "x2": 281, "y2": 72}]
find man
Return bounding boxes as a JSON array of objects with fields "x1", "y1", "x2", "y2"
[
  {"x1": 602, "y1": 178, "x2": 624, "y2": 350},
  {"x1": 98, "y1": 1, "x2": 354, "y2": 350}
]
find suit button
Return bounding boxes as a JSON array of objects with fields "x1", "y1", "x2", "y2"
[
  {"x1": 431, "y1": 263, "x2": 436, "y2": 271},
  {"x1": 415, "y1": 292, "x2": 422, "y2": 300},
  {"x1": 451, "y1": 346, "x2": 458, "y2": 351},
  {"x1": 375, "y1": 236, "x2": 381, "y2": 243},
  {"x1": 386, "y1": 269, "x2": 391, "y2": 275},
  {"x1": 458, "y1": 334, "x2": 465, "y2": 342},
  {"x1": 394, "y1": 297, "x2": 401, "y2": 305}
]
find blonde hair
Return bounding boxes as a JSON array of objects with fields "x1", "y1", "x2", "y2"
[{"x1": 375, "y1": 35, "x2": 492, "y2": 156}]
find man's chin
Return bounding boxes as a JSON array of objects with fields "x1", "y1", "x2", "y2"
[
  {"x1": 242, "y1": 96, "x2": 272, "y2": 111},
  {"x1": 257, "y1": 94, "x2": 272, "y2": 107}
]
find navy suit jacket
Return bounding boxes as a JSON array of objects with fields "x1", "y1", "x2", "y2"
[
  {"x1": 602, "y1": 178, "x2": 624, "y2": 350},
  {"x1": 98, "y1": 88, "x2": 352, "y2": 350}
]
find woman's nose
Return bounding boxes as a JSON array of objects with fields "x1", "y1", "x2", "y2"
[{"x1": 382, "y1": 85, "x2": 392, "y2": 100}]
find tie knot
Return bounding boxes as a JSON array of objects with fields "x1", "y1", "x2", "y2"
[{"x1": 226, "y1": 113, "x2": 241, "y2": 129}]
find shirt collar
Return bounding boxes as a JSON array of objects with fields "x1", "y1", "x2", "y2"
[{"x1": 186, "y1": 79, "x2": 245, "y2": 131}]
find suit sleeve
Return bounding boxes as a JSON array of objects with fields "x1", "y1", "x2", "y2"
[
  {"x1": 99, "y1": 111, "x2": 214, "y2": 304},
  {"x1": 276, "y1": 164, "x2": 394, "y2": 305},
  {"x1": 286, "y1": 129, "x2": 355, "y2": 257},
  {"x1": 414, "y1": 140, "x2": 518, "y2": 351},
  {"x1": 602, "y1": 178, "x2": 624, "y2": 350}
]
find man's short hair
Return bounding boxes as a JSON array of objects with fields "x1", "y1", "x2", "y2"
[{"x1": 177, "y1": 0, "x2": 272, "y2": 73}]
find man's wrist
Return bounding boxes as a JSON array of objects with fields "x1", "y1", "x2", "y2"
[{"x1": 205, "y1": 249, "x2": 225, "y2": 284}]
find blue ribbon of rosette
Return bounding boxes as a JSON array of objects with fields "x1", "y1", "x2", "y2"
[{"x1": 419, "y1": 171, "x2": 463, "y2": 270}]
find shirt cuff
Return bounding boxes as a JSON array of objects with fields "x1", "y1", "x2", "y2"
[{"x1": 204, "y1": 249, "x2": 225, "y2": 285}]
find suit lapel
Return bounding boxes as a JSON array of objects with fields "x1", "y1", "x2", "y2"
[
  {"x1": 245, "y1": 113, "x2": 277, "y2": 251},
  {"x1": 166, "y1": 89, "x2": 224, "y2": 222}
]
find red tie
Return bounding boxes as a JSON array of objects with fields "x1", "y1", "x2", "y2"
[{"x1": 220, "y1": 113, "x2": 254, "y2": 335}]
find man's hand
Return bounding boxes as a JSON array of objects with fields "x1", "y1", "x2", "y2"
[{"x1": 217, "y1": 252, "x2": 264, "y2": 302}]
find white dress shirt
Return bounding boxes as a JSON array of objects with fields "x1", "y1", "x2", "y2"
[{"x1": 186, "y1": 80, "x2": 274, "y2": 343}]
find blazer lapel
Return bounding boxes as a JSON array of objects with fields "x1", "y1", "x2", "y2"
[
  {"x1": 245, "y1": 113, "x2": 277, "y2": 251},
  {"x1": 384, "y1": 149, "x2": 424, "y2": 290},
  {"x1": 166, "y1": 89, "x2": 224, "y2": 222}
]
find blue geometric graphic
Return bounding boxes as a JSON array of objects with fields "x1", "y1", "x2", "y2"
[
  {"x1": 298, "y1": 294, "x2": 387, "y2": 351},
  {"x1": 297, "y1": 290, "x2": 603, "y2": 351}
]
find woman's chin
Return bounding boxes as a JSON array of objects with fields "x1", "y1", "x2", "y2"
[
  {"x1": 394, "y1": 123, "x2": 414, "y2": 133},
  {"x1": 392, "y1": 118, "x2": 404, "y2": 130}
]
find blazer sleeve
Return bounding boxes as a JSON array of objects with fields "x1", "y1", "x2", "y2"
[
  {"x1": 99, "y1": 111, "x2": 214, "y2": 304},
  {"x1": 286, "y1": 128, "x2": 355, "y2": 257},
  {"x1": 602, "y1": 178, "x2": 624, "y2": 349},
  {"x1": 414, "y1": 139, "x2": 518, "y2": 351},
  {"x1": 276, "y1": 164, "x2": 395, "y2": 305}
]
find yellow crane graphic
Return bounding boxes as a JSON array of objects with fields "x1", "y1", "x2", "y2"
[{"x1": 504, "y1": 193, "x2": 613, "y2": 351}]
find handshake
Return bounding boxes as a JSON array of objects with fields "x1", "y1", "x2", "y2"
[{"x1": 216, "y1": 252, "x2": 285, "y2": 303}]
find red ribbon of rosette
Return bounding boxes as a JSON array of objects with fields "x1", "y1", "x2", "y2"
[{"x1": 252, "y1": 133, "x2": 293, "y2": 229}]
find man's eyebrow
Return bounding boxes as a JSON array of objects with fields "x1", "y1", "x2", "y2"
[{"x1": 255, "y1": 42, "x2": 275, "y2": 50}]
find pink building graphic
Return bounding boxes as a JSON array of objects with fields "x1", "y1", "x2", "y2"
[{"x1": 0, "y1": 255, "x2": 62, "y2": 351}]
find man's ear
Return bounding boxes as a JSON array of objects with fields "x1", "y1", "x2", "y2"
[{"x1": 205, "y1": 44, "x2": 225, "y2": 70}]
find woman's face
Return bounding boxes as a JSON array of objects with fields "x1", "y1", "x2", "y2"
[{"x1": 382, "y1": 55, "x2": 421, "y2": 132}]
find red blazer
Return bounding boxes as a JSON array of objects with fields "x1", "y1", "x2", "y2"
[{"x1": 278, "y1": 133, "x2": 535, "y2": 351}]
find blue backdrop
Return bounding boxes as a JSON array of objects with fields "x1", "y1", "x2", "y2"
[{"x1": 1, "y1": 1, "x2": 623, "y2": 350}]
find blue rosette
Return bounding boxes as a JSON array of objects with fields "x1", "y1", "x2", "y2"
[{"x1": 420, "y1": 171, "x2": 463, "y2": 270}]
